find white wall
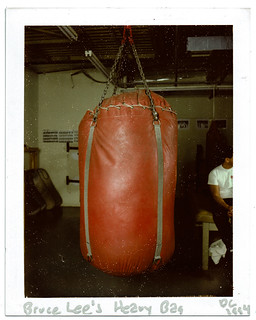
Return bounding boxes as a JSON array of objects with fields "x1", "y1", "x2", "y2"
[
  {"x1": 24, "y1": 69, "x2": 39, "y2": 169},
  {"x1": 24, "y1": 68, "x2": 233, "y2": 205},
  {"x1": 165, "y1": 93, "x2": 233, "y2": 196},
  {"x1": 37, "y1": 69, "x2": 113, "y2": 206}
]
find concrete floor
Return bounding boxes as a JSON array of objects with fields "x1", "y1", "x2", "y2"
[{"x1": 24, "y1": 201, "x2": 233, "y2": 298}]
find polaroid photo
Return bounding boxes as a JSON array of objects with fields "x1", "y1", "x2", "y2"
[{"x1": 3, "y1": 3, "x2": 255, "y2": 319}]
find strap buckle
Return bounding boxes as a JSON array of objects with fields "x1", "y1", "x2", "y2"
[
  {"x1": 153, "y1": 119, "x2": 161, "y2": 126},
  {"x1": 153, "y1": 256, "x2": 162, "y2": 265}
]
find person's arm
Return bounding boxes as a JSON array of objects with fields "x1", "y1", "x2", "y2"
[{"x1": 209, "y1": 184, "x2": 233, "y2": 216}]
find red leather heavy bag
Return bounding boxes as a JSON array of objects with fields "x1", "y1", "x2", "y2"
[{"x1": 79, "y1": 90, "x2": 177, "y2": 275}]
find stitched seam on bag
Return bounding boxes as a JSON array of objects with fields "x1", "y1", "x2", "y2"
[{"x1": 97, "y1": 104, "x2": 176, "y2": 113}]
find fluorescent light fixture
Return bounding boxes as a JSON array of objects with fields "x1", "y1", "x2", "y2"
[
  {"x1": 58, "y1": 26, "x2": 78, "y2": 41},
  {"x1": 85, "y1": 50, "x2": 109, "y2": 78},
  {"x1": 138, "y1": 78, "x2": 171, "y2": 83},
  {"x1": 156, "y1": 78, "x2": 171, "y2": 82}
]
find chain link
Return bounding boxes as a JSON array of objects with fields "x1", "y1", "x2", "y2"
[
  {"x1": 93, "y1": 28, "x2": 159, "y2": 122},
  {"x1": 93, "y1": 43, "x2": 125, "y2": 122},
  {"x1": 130, "y1": 43, "x2": 158, "y2": 121},
  {"x1": 112, "y1": 49, "x2": 124, "y2": 95}
]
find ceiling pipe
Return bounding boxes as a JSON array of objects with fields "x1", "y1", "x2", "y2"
[
  {"x1": 85, "y1": 50, "x2": 109, "y2": 79},
  {"x1": 57, "y1": 26, "x2": 78, "y2": 41},
  {"x1": 123, "y1": 84, "x2": 233, "y2": 92}
]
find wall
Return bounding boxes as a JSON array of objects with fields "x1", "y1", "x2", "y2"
[
  {"x1": 37, "y1": 69, "x2": 113, "y2": 206},
  {"x1": 24, "y1": 69, "x2": 39, "y2": 169},
  {"x1": 165, "y1": 93, "x2": 233, "y2": 197},
  {"x1": 24, "y1": 68, "x2": 233, "y2": 205}
]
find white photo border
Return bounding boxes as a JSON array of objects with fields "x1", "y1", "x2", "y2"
[{"x1": 4, "y1": 4, "x2": 255, "y2": 318}]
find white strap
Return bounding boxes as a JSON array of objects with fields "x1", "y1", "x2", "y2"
[
  {"x1": 84, "y1": 125, "x2": 95, "y2": 259},
  {"x1": 153, "y1": 122, "x2": 164, "y2": 261}
]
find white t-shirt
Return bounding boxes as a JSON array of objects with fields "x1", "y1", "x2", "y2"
[{"x1": 208, "y1": 165, "x2": 233, "y2": 199}]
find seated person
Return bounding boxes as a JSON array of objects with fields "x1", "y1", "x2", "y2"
[{"x1": 208, "y1": 146, "x2": 233, "y2": 252}]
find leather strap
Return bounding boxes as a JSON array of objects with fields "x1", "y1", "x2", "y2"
[
  {"x1": 84, "y1": 125, "x2": 95, "y2": 259},
  {"x1": 153, "y1": 122, "x2": 164, "y2": 261},
  {"x1": 84, "y1": 121, "x2": 163, "y2": 262}
]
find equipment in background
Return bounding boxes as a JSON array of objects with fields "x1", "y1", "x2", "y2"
[
  {"x1": 24, "y1": 170, "x2": 46, "y2": 215},
  {"x1": 24, "y1": 168, "x2": 62, "y2": 215}
]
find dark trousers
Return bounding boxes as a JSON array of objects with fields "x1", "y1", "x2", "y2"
[{"x1": 211, "y1": 198, "x2": 233, "y2": 251}]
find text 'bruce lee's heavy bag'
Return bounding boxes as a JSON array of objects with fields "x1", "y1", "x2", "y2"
[{"x1": 79, "y1": 89, "x2": 177, "y2": 275}]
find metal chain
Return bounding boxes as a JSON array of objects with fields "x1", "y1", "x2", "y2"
[
  {"x1": 130, "y1": 43, "x2": 159, "y2": 121},
  {"x1": 93, "y1": 28, "x2": 159, "y2": 122},
  {"x1": 112, "y1": 55, "x2": 122, "y2": 95},
  {"x1": 93, "y1": 43, "x2": 125, "y2": 122}
]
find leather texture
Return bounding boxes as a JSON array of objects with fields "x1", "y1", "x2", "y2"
[{"x1": 79, "y1": 90, "x2": 177, "y2": 275}]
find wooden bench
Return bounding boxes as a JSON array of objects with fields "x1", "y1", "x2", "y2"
[
  {"x1": 196, "y1": 209, "x2": 218, "y2": 270},
  {"x1": 191, "y1": 192, "x2": 218, "y2": 270}
]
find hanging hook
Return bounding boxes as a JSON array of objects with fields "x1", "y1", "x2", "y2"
[{"x1": 122, "y1": 25, "x2": 134, "y2": 45}]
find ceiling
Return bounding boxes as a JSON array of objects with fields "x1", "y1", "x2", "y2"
[{"x1": 25, "y1": 25, "x2": 233, "y2": 90}]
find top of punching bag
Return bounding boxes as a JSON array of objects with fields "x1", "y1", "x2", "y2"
[
  {"x1": 84, "y1": 90, "x2": 177, "y2": 126},
  {"x1": 97, "y1": 90, "x2": 176, "y2": 114}
]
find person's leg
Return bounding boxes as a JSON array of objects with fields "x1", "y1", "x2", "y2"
[
  {"x1": 213, "y1": 214, "x2": 232, "y2": 250},
  {"x1": 212, "y1": 199, "x2": 233, "y2": 251}
]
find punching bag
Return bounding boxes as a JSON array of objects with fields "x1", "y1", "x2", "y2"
[{"x1": 79, "y1": 89, "x2": 177, "y2": 275}]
